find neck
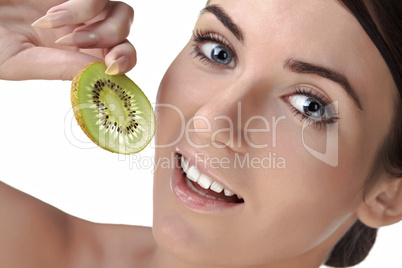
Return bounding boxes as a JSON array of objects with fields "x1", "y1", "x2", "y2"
[
  {"x1": 145, "y1": 216, "x2": 357, "y2": 268},
  {"x1": 148, "y1": 242, "x2": 327, "y2": 268}
]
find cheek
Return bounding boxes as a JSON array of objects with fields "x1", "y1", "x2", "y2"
[
  {"x1": 271, "y1": 121, "x2": 365, "y2": 213},
  {"x1": 155, "y1": 48, "x2": 227, "y2": 148},
  {"x1": 237, "y1": 122, "x2": 364, "y2": 254},
  {"x1": 156, "y1": 53, "x2": 200, "y2": 142}
]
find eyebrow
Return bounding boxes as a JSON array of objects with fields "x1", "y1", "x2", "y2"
[
  {"x1": 284, "y1": 59, "x2": 363, "y2": 110},
  {"x1": 201, "y1": 5, "x2": 245, "y2": 43}
]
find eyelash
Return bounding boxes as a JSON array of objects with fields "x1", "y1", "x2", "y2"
[
  {"x1": 191, "y1": 29, "x2": 237, "y2": 67},
  {"x1": 285, "y1": 87, "x2": 340, "y2": 129}
]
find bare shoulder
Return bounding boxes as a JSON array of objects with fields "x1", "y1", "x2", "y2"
[
  {"x1": 71, "y1": 219, "x2": 156, "y2": 268},
  {"x1": 0, "y1": 181, "x2": 155, "y2": 268},
  {"x1": 98, "y1": 223, "x2": 156, "y2": 267},
  {"x1": 0, "y1": 181, "x2": 73, "y2": 268}
]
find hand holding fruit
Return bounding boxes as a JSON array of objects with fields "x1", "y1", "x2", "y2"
[{"x1": 0, "y1": 0, "x2": 136, "y2": 80}]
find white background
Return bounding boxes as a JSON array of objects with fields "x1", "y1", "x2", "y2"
[{"x1": 0, "y1": 1, "x2": 400, "y2": 267}]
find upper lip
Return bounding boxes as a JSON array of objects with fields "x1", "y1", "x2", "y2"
[{"x1": 175, "y1": 148, "x2": 243, "y2": 201}]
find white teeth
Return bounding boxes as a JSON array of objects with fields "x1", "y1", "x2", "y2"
[
  {"x1": 181, "y1": 156, "x2": 189, "y2": 172},
  {"x1": 186, "y1": 165, "x2": 200, "y2": 182},
  {"x1": 197, "y1": 174, "x2": 212, "y2": 189},
  {"x1": 181, "y1": 155, "x2": 242, "y2": 201},
  {"x1": 185, "y1": 176, "x2": 206, "y2": 197},
  {"x1": 210, "y1": 181, "x2": 224, "y2": 193},
  {"x1": 224, "y1": 188, "x2": 235, "y2": 197}
]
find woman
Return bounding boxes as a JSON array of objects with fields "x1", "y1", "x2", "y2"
[{"x1": 0, "y1": 0, "x2": 401, "y2": 267}]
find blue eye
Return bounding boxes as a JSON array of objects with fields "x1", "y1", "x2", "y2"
[
  {"x1": 288, "y1": 95, "x2": 326, "y2": 119},
  {"x1": 284, "y1": 87, "x2": 340, "y2": 129},
  {"x1": 200, "y1": 43, "x2": 235, "y2": 67},
  {"x1": 289, "y1": 95, "x2": 325, "y2": 119},
  {"x1": 191, "y1": 29, "x2": 237, "y2": 68}
]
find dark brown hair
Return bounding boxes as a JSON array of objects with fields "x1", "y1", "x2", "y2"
[
  {"x1": 325, "y1": 0, "x2": 402, "y2": 267},
  {"x1": 325, "y1": 220, "x2": 377, "y2": 267}
]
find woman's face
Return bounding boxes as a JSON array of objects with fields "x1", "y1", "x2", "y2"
[{"x1": 152, "y1": 0, "x2": 396, "y2": 266}]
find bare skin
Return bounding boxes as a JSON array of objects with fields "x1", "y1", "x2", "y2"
[
  {"x1": 0, "y1": 181, "x2": 156, "y2": 268},
  {"x1": 0, "y1": 0, "x2": 136, "y2": 80},
  {"x1": 0, "y1": 0, "x2": 401, "y2": 268}
]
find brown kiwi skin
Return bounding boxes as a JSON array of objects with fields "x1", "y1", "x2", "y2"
[
  {"x1": 71, "y1": 62, "x2": 155, "y2": 154},
  {"x1": 71, "y1": 62, "x2": 109, "y2": 152}
]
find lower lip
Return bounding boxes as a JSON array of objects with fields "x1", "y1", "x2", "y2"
[{"x1": 170, "y1": 157, "x2": 244, "y2": 213}]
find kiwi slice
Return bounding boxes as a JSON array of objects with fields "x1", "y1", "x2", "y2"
[{"x1": 71, "y1": 62, "x2": 155, "y2": 154}]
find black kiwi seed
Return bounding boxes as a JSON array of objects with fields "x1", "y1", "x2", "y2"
[{"x1": 71, "y1": 62, "x2": 155, "y2": 154}]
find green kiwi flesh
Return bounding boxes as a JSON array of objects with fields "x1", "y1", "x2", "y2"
[{"x1": 71, "y1": 62, "x2": 155, "y2": 154}]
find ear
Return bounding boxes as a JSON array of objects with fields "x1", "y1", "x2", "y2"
[{"x1": 356, "y1": 178, "x2": 402, "y2": 228}]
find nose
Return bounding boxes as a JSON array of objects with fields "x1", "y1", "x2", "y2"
[{"x1": 190, "y1": 80, "x2": 259, "y2": 154}]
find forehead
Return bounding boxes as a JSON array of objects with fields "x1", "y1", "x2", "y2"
[
  {"x1": 206, "y1": 0, "x2": 365, "y2": 60},
  {"x1": 204, "y1": 0, "x2": 394, "y2": 108}
]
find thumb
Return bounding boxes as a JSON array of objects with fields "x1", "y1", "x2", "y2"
[{"x1": 1, "y1": 46, "x2": 102, "y2": 80}]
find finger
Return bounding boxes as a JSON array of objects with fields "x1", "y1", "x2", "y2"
[
  {"x1": 104, "y1": 40, "x2": 137, "y2": 75},
  {"x1": 32, "y1": 0, "x2": 109, "y2": 28},
  {"x1": 0, "y1": 46, "x2": 102, "y2": 80},
  {"x1": 55, "y1": 2, "x2": 134, "y2": 48}
]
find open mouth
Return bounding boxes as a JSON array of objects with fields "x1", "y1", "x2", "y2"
[{"x1": 178, "y1": 154, "x2": 244, "y2": 204}]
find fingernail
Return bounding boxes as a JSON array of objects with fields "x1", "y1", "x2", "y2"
[
  {"x1": 55, "y1": 31, "x2": 98, "y2": 47},
  {"x1": 105, "y1": 57, "x2": 129, "y2": 76},
  {"x1": 31, "y1": 10, "x2": 73, "y2": 28}
]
